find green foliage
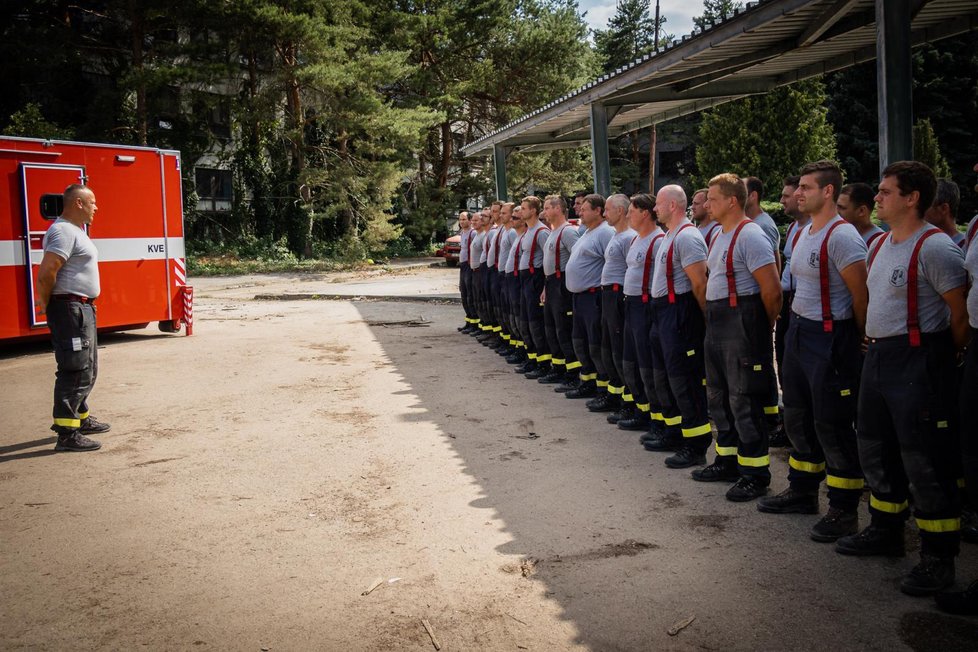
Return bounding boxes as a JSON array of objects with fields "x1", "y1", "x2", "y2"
[
  {"x1": 594, "y1": 0, "x2": 670, "y2": 74},
  {"x1": 824, "y1": 62, "x2": 879, "y2": 184},
  {"x1": 5, "y1": 103, "x2": 74, "y2": 140},
  {"x1": 507, "y1": 148, "x2": 594, "y2": 198},
  {"x1": 694, "y1": 79, "x2": 837, "y2": 198},
  {"x1": 692, "y1": 0, "x2": 742, "y2": 31},
  {"x1": 913, "y1": 119, "x2": 951, "y2": 178}
]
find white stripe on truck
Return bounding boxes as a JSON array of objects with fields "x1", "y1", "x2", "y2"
[{"x1": 0, "y1": 237, "x2": 186, "y2": 266}]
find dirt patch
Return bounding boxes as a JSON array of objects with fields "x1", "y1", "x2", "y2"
[
  {"x1": 130, "y1": 456, "x2": 186, "y2": 468},
  {"x1": 899, "y1": 611, "x2": 978, "y2": 651},
  {"x1": 685, "y1": 514, "x2": 732, "y2": 533}
]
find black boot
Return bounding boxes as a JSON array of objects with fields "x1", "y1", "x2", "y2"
[
  {"x1": 691, "y1": 456, "x2": 739, "y2": 482},
  {"x1": 555, "y1": 375, "x2": 580, "y2": 393},
  {"x1": 810, "y1": 507, "x2": 859, "y2": 542},
  {"x1": 586, "y1": 394, "x2": 615, "y2": 412},
  {"x1": 608, "y1": 403, "x2": 633, "y2": 425},
  {"x1": 756, "y1": 487, "x2": 819, "y2": 515},
  {"x1": 643, "y1": 427, "x2": 681, "y2": 452},
  {"x1": 935, "y1": 580, "x2": 978, "y2": 615},
  {"x1": 538, "y1": 368, "x2": 564, "y2": 384},
  {"x1": 515, "y1": 360, "x2": 536, "y2": 374},
  {"x1": 664, "y1": 445, "x2": 706, "y2": 469},
  {"x1": 525, "y1": 363, "x2": 550, "y2": 380},
  {"x1": 901, "y1": 555, "x2": 955, "y2": 596},
  {"x1": 565, "y1": 381, "x2": 597, "y2": 399},
  {"x1": 617, "y1": 411, "x2": 651, "y2": 431},
  {"x1": 726, "y1": 476, "x2": 769, "y2": 502},
  {"x1": 835, "y1": 524, "x2": 905, "y2": 557}
]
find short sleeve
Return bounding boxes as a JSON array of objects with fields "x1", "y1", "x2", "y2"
[
  {"x1": 922, "y1": 235, "x2": 966, "y2": 295},
  {"x1": 43, "y1": 224, "x2": 72, "y2": 260},
  {"x1": 829, "y1": 225, "x2": 868, "y2": 271},
  {"x1": 742, "y1": 227, "x2": 776, "y2": 273},
  {"x1": 678, "y1": 229, "x2": 707, "y2": 267}
]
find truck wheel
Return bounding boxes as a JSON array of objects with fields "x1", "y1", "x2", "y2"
[
  {"x1": 158, "y1": 320, "x2": 182, "y2": 333},
  {"x1": 446, "y1": 259, "x2": 457, "y2": 268}
]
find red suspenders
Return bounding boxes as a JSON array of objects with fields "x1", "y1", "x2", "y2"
[
  {"x1": 493, "y1": 227, "x2": 504, "y2": 267},
  {"x1": 666, "y1": 223, "x2": 694, "y2": 304},
  {"x1": 528, "y1": 225, "x2": 549, "y2": 274},
  {"x1": 513, "y1": 232, "x2": 525, "y2": 277},
  {"x1": 967, "y1": 220, "x2": 978, "y2": 249},
  {"x1": 818, "y1": 220, "x2": 846, "y2": 332},
  {"x1": 641, "y1": 232, "x2": 665, "y2": 303},
  {"x1": 867, "y1": 228, "x2": 942, "y2": 347},
  {"x1": 704, "y1": 222, "x2": 721, "y2": 248},
  {"x1": 554, "y1": 224, "x2": 568, "y2": 278},
  {"x1": 723, "y1": 220, "x2": 751, "y2": 308},
  {"x1": 866, "y1": 230, "x2": 884, "y2": 248}
]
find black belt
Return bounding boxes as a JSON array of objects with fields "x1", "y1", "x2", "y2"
[{"x1": 51, "y1": 294, "x2": 95, "y2": 304}]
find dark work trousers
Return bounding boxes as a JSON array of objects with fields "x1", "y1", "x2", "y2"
[
  {"x1": 544, "y1": 274, "x2": 577, "y2": 374},
  {"x1": 487, "y1": 265, "x2": 501, "y2": 335},
  {"x1": 507, "y1": 274, "x2": 524, "y2": 350},
  {"x1": 960, "y1": 328, "x2": 978, "y2": 511},
  {"x1": 648, "y1": 301, "x2": 680, "y2": 432},
  {"x1": 47, "y1": 298, "x2": 98, "y2": 433},
  {"x1": 519, "y1": 268, "x2": 548, "y2": 363},
  {"x1": 572, "y1": 289, "x2": 604, "y2": 385},
  {"x1": 601, "y1": 284, "x2": 628, "y2": 401},
  {"x1": 651, "y1": 292, "x2": 711, "y2": 452},
  {"x1": 481, "y1": 262, "x2": 494, "y2": 331},
  {"x1": 704, "y1": 295, "x2": 772, "y2": 482},
  {"x1": 496, "y1": 271, "x2": 510, "y2": 342},
  {"x1": 858, "y1": 330, "x2": 961, "y2": 558},
  {"x1": 471, "y1": 266, "x2": 483, "y2": 328},
  {"x1": 622, "y1": 296, "x2": 657, "y2": 418},
  {"x1": 460, "y1": 262, "x2": 477, "y2": 324},
  {"x1": 774, "y1": 289, "x2": 793, "y2": 385},
  {"x1": 782, "y1": 316, "x2": 863, "y2": 510}
]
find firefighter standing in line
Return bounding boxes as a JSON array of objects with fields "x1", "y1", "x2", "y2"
[
  {"x1": 467, "y1": 210, "x2": 486, "y2": 335},
  {"x1": 515, "y1": 197, "x2": 551, "y2": 377},
  {"x1": 478, "y1": 207, "x2": 501, "y2": 343},
  {"x1": 504, "y1": 205, "x2": 529, "y2": 366},
  {"x1": 757, "y1": 161, "x2": 869, "y2": 543},
  {"x1": 35, "y1": 184, "x2": 111, "y2": 452},
  {"x1": 774, "y1": 176, "x2": 808, "y2": 422},
  {"x1": 537, "y1": 196, "x2": 581, "y2": 385},
  {"x1": 564, "y1": 194, "x2": 615, "y2": 403},
  {"x1": 495, "y1": 202, "x2": 518, "y2": 358},
  {"x1": 484, "y1": 203, "x2": 506, "y2": 349},
  {"x1": 835, "y1": 161, "x2": 968, "y2": 597},
  {"x1": 693, "y1": 188, "x2": 721, "y2": 248},
  {"x1": 695, "y1": 173, "x2": 782, "y2": 502},
  {"x1": 457, "y1": 211, "x2": 478, "y2": 333},
  {"x1": 600, "y1": 194, "x2": 637, "y2": 423},
  {"x1": 618, "y1": 193, "x2": 668, "y2": 433},
  {"x1": 645, "y1": 185, "x2": 711, "y2": 469}
]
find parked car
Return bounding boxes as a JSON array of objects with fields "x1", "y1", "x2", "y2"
[{"x1": 437, "y1": 233, "x2": 462, "y2": 267}]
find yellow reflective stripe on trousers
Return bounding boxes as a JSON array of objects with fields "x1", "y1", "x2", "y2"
[
  {"x1": 715, "y1": 443, "x2": 738, "y2": 456},
  {"x1": 622, "y1": 394, "x2": 634, "y2": 403},
  {"x1": 607, "y1": 385, "x2": 623, "y2": 395},
  {"x1": 552, "y1": 358, "x2": 566, "y2": 366},
  {"x1": 528, "y1": 353, "x2": 538, "y2": 361},
  {"x1": 580, "y1": 372, "x2": 597, "y2": 381},
  {"x1": 54, "y1": 418, "x2": 81, "y2": 428},
  {"x1": 763, "y1": 406, "x2": 779, "y2": 415},
  {"x1": 78, "y1": 411, "x2": 90, "y2": 420},
  {"x1": 651, "y1": 412, "x2": 664, "y2": 421},
  {"x1": 565, "y1": 361, "x2": 582, "y2": 371},
  {"x1": 826, "y1": 475, "x2": 864, "y2": 490},
  {"x1": 870, "y1": 495, "x2": 909, "y2": 514},
  {"x1": 681, "y1": 423, "x2": 712, "y2": 438},
  {"x1": 536, "y1": 354, "x2": 552, "y2": 362},
  {"x1": 788, "y1": 457, "x2": 825, "y2": 474},
  {"x1": 663, "y1": 415, "x2": 682, "y2": 426},
  {"x1": 737, "y1": 455, "x2": 770, "y2": 468},
  {"x1": 916, "y1": 517, "x2": 961, "y2": 533},
  {"x1": 596, "y1": 380, "x2": 609, "y2": 388},
  {"x1": 636, "y1": 403, "x2": 650, "y2": 412}
]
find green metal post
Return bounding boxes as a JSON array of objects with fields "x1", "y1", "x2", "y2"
[
  {"x1": 493, "y1": 144, "x2": 508, "y2": 201},
  {"x1": 875, "y1": 0, "x2": 913, "y2": 172},
  {"x1": 590, "y1": 103, "x2": 612, "y2": 197}
]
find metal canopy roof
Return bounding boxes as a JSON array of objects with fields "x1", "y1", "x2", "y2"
[{"x1": 460, "y1": 0, "x2": 978, "y2": 157}]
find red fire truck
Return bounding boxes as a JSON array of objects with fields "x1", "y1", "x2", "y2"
[{"x1": 0, "y1": 136, "x2": 192, "y2": 343}]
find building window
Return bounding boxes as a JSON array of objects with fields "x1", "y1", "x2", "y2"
[{"x1": 195, "y1": 167, "x2": 232, "y2": 212}]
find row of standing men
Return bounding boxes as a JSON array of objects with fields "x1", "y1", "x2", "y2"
[{"x1": 455, "y1": 160, "x2": 978, "y2": 608}]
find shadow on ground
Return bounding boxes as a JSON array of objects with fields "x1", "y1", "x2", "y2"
[{"x1": 353, "y1": 301, "x2": 978, "y2": 651}]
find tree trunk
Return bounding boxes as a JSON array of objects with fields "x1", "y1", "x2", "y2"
[
  {"x1": 648, "y1": 125, "x2": 657, "y2": 193},
  {"x1": 128, "y1": 0, "x2": 147, "y2": 145}
]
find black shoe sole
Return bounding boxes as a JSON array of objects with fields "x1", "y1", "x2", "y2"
[
  {"x1": 901, "y1": 580, "x2": 954, "y2": 597},
  {"x1": 54, "y1": 443, "x2": 102, "y2": 452},
  {"x1": 834, "y1": 544, "x2": 905, "y2": 558},
  {"x1": 756, "y1": 502, "x2": 819, "y2": 515},
  {"x1": 664, "y1": 455, "x2": 706, "y2": 469},
  {"x1": 726, "y1": 489, "x2": 768, "y2": 503},
  {"x1": 643, "y1": 441, "x2": 680, "y2": 452},
  {"x1": 691, "y1": 472, "x2": 740, "y2": 483},
  {"x1": 810, "y1": 529, "x2": 856, "y2": 544}
]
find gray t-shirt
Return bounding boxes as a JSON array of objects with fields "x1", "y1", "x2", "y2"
[
  {"x1": 43, "y1": 218, "x2": 100, "y2": 298},
  {"x1": 780, "y1": 219, "x2": 810, "y2": 292},
  {"x1": 459, "y1": 228, "x2": 471, "y2": 264},
  {"x1": 865, "y1": 225, "x2": 966, "y2": 338},
  {"x1": 965, "y1": 215, "x2": 978, "y2": 254},
  {"x1": 565, "y1": 222, "x2": 614, "y2": 293},
  {"x1": 698, "y1": 222, "x2": 721, "y2": 248},
  {"x1": 497, "y1": 228, "x2": 516, "y2": 273},
  {"x1": 752, "y1": 211, "x2": 781, "y2": 255},
  {"x1": 966, "y1": 235, "x2": 978, "y2": 329},
  {"x1": 789, "y1": 216, "x2": 867, "y2": 321},
  {"x1": 505, "y1": 230, "x2": 524, "y2": 275},
  {"x1": 485, "y1": 226, "x2": 500, "y2": 269},
  {"x1": 651, "y1": 221, "x2": 708, "y2": 298},
  {"x1": 469, "y1": 230, "x2": 486, "y2": 266},
  {"x1": 952, "y1": 230, "x2": 966, "y2": 249},
  {"x1": 623, "y1": 228, "x2": 665, "y2": 297},
  {"x1": 601, "y1": 228, "x2": 637, "y2": 286},
  {"x1": 861, "y1": 224, "x2": 885, "y2": 247},
  {"x1": 706, "y1": 221, "x2": 776, "y2": 301},
  {"x1": 543, "y1": 223, "x2": 580, "y2": 276},
  {"x1": 518, "y1": 223, "x2": 549, "y2": 270}
]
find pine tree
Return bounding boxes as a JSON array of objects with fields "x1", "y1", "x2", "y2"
[
  {"x1": 694, "y1": 79, "x2": 837, "y2": 199},
  {"x1": 913, "y1": 119, "x2": 951, "y2": 178},
  {"x1": 692, "y1": 0, "x2": 742, "y2": 31}
]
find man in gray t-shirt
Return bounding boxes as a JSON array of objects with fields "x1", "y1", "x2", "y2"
[
  {"x1": 36, "y1": 185, "x2": 109, "y2": 452},
  {"x1": 758, "y1": 161, "x2": 869, "y2": 540},
  {"x1": 837, "y1": 161, "x2": 968, "y2": 597}
]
